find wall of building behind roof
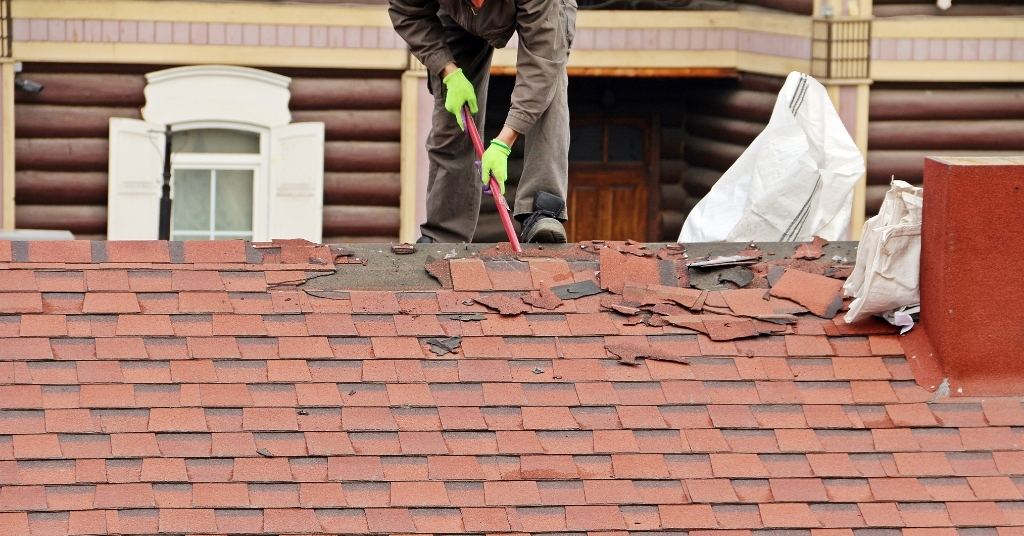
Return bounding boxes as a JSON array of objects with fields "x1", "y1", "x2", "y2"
[{"x1": 13, "y1": 64, "x2": 403, "y2": 242}]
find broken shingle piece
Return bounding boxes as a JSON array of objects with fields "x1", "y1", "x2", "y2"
[
  {"x1": 718, "y1": 266, "x2": 754, "y2": 288},
  {"x1": 551, "y1": 280, "x2": 602, "y2": 300},
  {"x1": 702, "y1": 316, "x2": 759, "y2": 341},
  {"x1": 687, "y1": 255, "x2": 760, "y2": 268},
  {"x1": 650, "y1": 286, "x2": 703, "y2": 310},
  {"x1": 793, "y1": 236, "x2": 828, "y2": 260},
  {"x1": 474, "y1": 295, "x2": 529, "y2": 316},
  {"x1": 426, "y1": 336, "x2": 463, "y2": 356},
  {"x1": 607, "y1": 340, "x2": 689, "y2": 366},
  {"x1": 769, "y1": 268, "x2": 845, "y2": 318},
  {"x1": 522, "y1": 282, "x2": 564, "y2": 310},
  {"x1": 721, "y1": 289, "x2": 775, "y2": 317}
]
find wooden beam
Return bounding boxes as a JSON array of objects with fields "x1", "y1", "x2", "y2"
[
  {"x1": 491, "y1": 67, "x2": 738, "y2": 78},
  {"x1": 2, "y1": 63, "x2": 14, "y2": 230}
]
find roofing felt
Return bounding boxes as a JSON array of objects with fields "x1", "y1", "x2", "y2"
[{"x1": 1, "y1": 238, "x2": 1023, "y2": 536}]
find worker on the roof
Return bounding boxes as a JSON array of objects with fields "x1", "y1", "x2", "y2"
[{"x1": 389, "y1": 0, "x2": 576, "y2": 244}]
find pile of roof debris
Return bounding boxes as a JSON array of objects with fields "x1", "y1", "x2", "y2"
[{"x1": 423, "y1": 238, "x2": 868, "y2": 366}]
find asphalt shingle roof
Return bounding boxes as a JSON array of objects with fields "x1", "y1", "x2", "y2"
[{"x1": 1, "y1": 239, "x2": 1022, "y2": 535}]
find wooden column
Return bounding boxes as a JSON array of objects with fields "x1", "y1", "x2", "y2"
[
  {"x1": 812, "y1": 0, "x2": 873, "y2": 238},
  {"x1": 824, "y1": 81, "x2": 871, "y2": 238},
  {"x1": 1, "y1": 61, "x2": 14, "y2": 230},
  {"x1": 399, "y1": 55, "x2": 431, "y2": 243}
]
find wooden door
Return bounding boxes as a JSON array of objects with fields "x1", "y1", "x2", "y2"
[{"x1": 567, "y1": 116, "x2": 658, "y2": 242}]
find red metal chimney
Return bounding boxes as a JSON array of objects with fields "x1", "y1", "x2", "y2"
[{"x1": 904, "y1": 156, "x2": 1024, "y2": 396}]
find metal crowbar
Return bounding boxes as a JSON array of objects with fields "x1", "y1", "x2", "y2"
[{"x1": 462, "y1": 105, "x2": 523, "y2": 253}]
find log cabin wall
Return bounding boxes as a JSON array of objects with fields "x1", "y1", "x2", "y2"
[
  {"x1": 13, "y1": 64, "x2": 402, "y2": 242},
  {"x1": 873, "y1": 0, "x2": 1024, "y2": 17},
  {"x1": 866, "y1": 83, "x2": 1024, "y2": 215},
  {"x1": 735, "y1": 0, "x2": 812, "y2": 15}
]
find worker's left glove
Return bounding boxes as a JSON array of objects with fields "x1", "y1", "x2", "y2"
[
  {"x1": 442, "y1": 68, "x2": 477, "y2": 131},
  {"x1": 481, "y1": 139, "x2": 511, "y2": 195}
]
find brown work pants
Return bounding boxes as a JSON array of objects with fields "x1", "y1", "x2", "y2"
[{"x1": 420, "y1": 16, "x2": 571, "y2": 243}]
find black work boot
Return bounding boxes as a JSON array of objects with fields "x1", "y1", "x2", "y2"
[
  {"x1": 416, "y1": 235, "x2": 434, "y2": 244},
  {"x1": 519, "y1": 191, "x2": 567, "y2": 244}
]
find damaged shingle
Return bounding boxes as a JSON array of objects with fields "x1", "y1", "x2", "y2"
[
  {"x1": 522, "y1": 282, "x2": 564, "y2": 310},
  {"x1": 769, "y1": 268, "x2": 845, "y2": 318},
  {"x1": 551, "y1": 279, "x2": 602, "y2": 300},
  {"x1": 793, "y1": 236, "x2": 828, "y2": 260},
  {"x1": 426, "y1": 336, "x2": 463, "y2": 355},
  {"x1": 474, "y1": 295, "x2": 529, "y2": 316}
]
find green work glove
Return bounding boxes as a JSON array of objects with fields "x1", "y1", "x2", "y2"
[
  {"x1": 481, "y1": 139, "x2": 511, "y2": 195},
  {"x1": 442, "y1": 68, "x2": 477, "y2": 131}
]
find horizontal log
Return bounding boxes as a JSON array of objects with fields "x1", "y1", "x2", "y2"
[
  {"x1": 875, "y1": 0, "x2": 1021, "y2": 4},
  {"x1": 660, "y1": 183, "x2": 687, "y2": 210},
  {"x1": 324, "y1": 172, "x2": 400, "y2": 206},
  {"x1": 325, "y1": 141, "x2": 401, "y2": 173},
  {"x1": 661, "y1": 128, "x2": 684, "y2": 158},
  {"x1": 15, "y1": 205, "x2": 107, "y2": 235},
  {"x1": 660, "y1": 209, "x2": 684, "y2": 242},
  {"x1": 290, "y1": 78, "x2": 402, "y2": 111},
  {"x1": 684, "y1": 137, "x2": 744, "y2": 172},
  {"x1": 682, "y1": 166, "x2": 722, "y2": 197},
  {"x1": 687, "y1": 89, "x2": 776, "y2": 123},
  {"x1": 322, "y1": 205, "x2": 400, "y2": 237},
  {"x1": 871, "y1": 88, "x2": 1024, "y2": 120},
  {"x1": 738, "y1": 73, "x2": 786, "y2": 93},
  {"x1": 660, "y1": 159, "x2": 686, "y2": 185},
  {"x1": 687, "y1": 114, "x2": 763, "y2": 146},
  {"x1": 874, "y1": 4, "x2": 1023, "y2": 15},
  {"x1": 15, "y1": 171, "x2": 108, "y2": 205},
  {"x1": 16, "y1": 138, "x2": 108, "y2": 172},
  {"x1": 291, "y1": 110, "x2": 401, "y2": 142},
  {"x1": 14, "y1": 73, "x2": 146, "y2": 106},
  {"x1": 869, "y1": 120, "x2": 1024, "y2": 151},
  {"x1": 865, "y1": 184, "x2": 890, "y2": 218},
  {"x1": 867, "y1": 150, "x2": 1024, "y2": 184},
  {"x1": 16, "y1": 104, "x2": 141, "y2": 138},
  {"x1": 737, "y1": 0, "x2": 813, "y2": 14}
]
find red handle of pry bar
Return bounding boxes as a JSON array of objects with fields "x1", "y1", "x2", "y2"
[{"x1": 462, "y1": 106, "x2": 523, "y2": 253}]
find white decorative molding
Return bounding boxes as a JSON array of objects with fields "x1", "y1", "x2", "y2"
[{"x1": 142, "y1": 65, "x2": 292, "y2": 127}]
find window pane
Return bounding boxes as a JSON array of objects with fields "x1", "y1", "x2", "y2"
[
  {"x1": 172, "y1": 169, "x2": 211, "y2": 232},
  {"x1": 172, "y1": 129, "x2": 260, "y2": 154},
  {"x1": 569, "y1": 124, "x2": 603, "y2": 162},
  {"x1": 214, "y1": 169, "x2": 254, "y2": 232},
  {"x1": 608, "y1": 124, "x2": 645, "y2": 162}
]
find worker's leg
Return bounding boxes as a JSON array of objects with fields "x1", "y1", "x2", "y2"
[
  {"x1": 515, "y1": 66, "x2": 569, "y2": 222},
  {"x1": 419, "y1": 18, "x2": 493, "y2": 243},
  {"x1": 514, "y1": 2, "x2": 575, "y2": 242}
]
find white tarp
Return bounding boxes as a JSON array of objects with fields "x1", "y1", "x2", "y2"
[
  {"x1": 679, "y1": 72, "x2": 865, "y2": 243},
  {"x1": 843, "y1": 180, "x2": 924, "y2": 323}
]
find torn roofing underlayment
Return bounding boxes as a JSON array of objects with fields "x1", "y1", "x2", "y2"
[{"x1": 1, "y1": 239, "x2": 1023, "y2": 535}]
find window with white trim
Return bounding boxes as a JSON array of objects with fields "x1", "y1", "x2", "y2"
[
  {"x1": 107, "y1": 66, "x2": 324, "y2": 242},
  {"x1": 170, "y1": 128, "x2": 262, "y2": 241}
]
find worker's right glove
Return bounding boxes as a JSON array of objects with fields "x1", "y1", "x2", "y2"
[
  {"x1": 481, "y1": 139, "x2": 511, "y2": 195},
  {"x1": 442, "y1": 68, "x2": 478, "y2": 131}
]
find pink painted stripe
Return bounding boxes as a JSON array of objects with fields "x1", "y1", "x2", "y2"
[
  {"x1": 874, "y1": 37, "x2": 1024, "y2": 61},
  {"x1": 12, "y1": 18, "x2": 402, "y2": 49}
]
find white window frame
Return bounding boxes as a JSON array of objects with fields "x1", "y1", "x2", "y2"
[{"x1": 170, "y1": 120, "x2": 271, "y2": 240}]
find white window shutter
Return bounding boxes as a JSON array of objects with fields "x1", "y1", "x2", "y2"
[
  {"x1": 269, "y1": 122, "x2": 325, "y2": 242},
  {"x1": 107, "y1": 118, "x2": 165, "y2": 240}
]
